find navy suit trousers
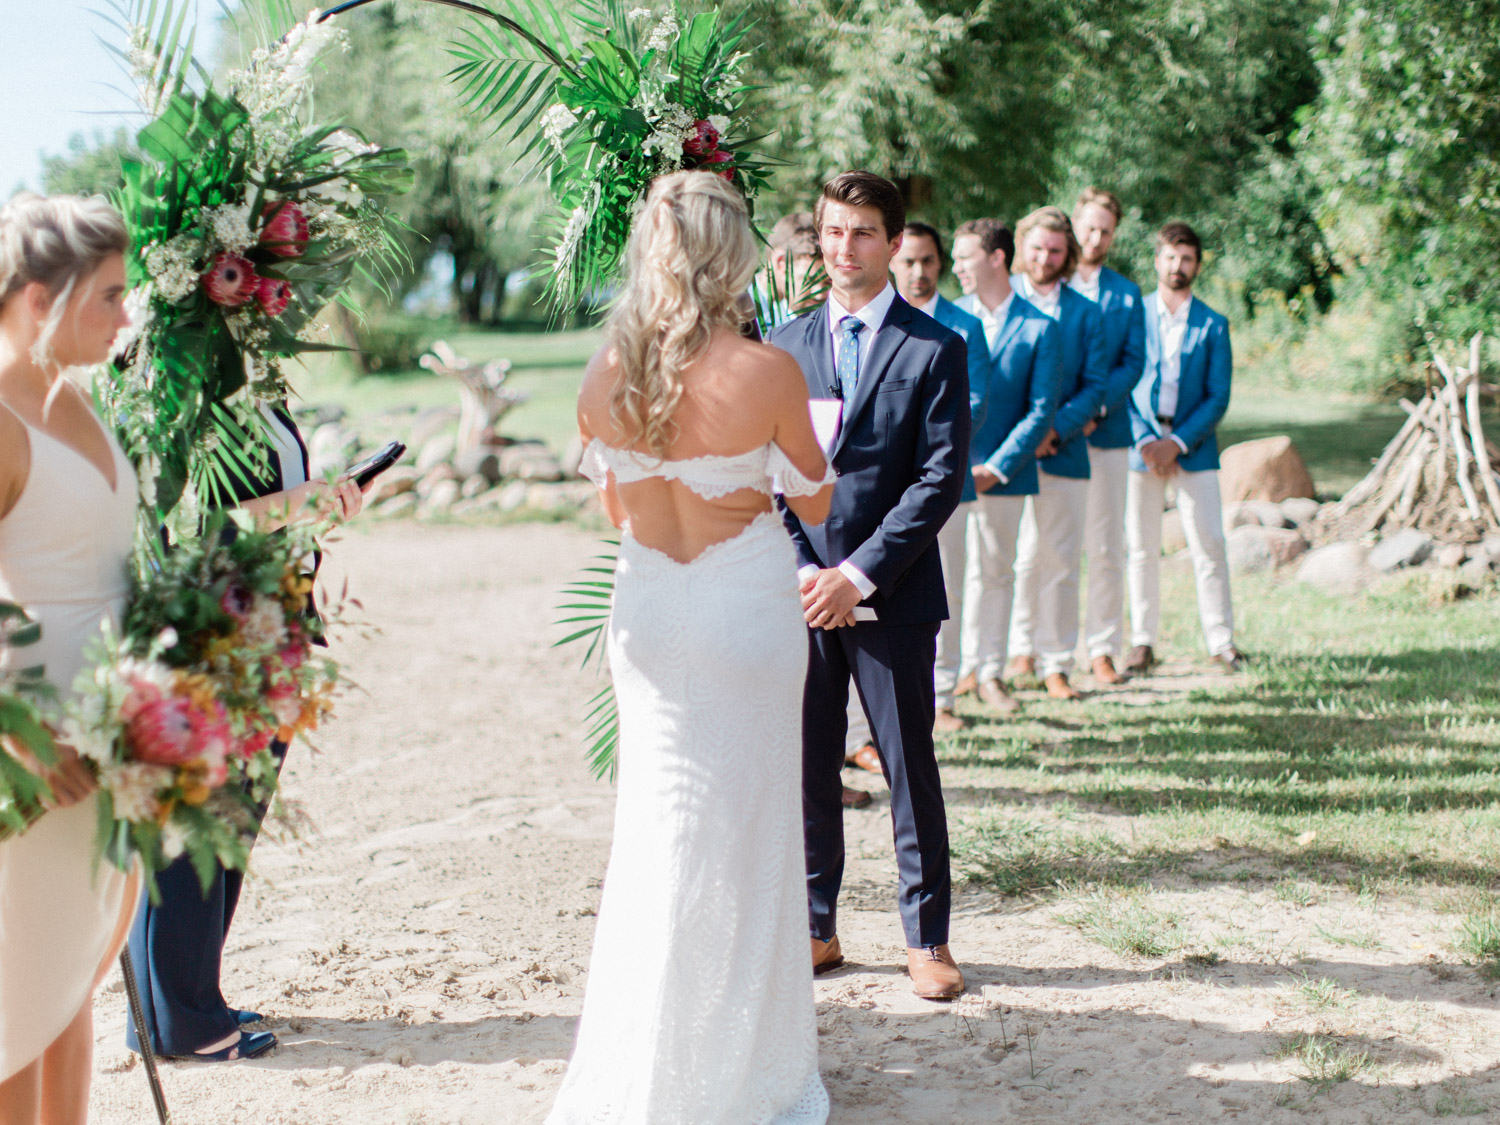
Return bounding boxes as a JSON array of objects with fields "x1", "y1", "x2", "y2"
[{"x1": 803, "y1": 622, "x2": 950, "y2": 947}]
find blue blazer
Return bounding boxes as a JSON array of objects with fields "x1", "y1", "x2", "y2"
[
  {"x1": 1084, "y1": 267, "x2": 1146, "y2": 450},
  {"x1": 1013, "y1": 279, "x2": 1108, "y2": 479},
  {"x1": 1128, "y1": 293, "x2": 1233, "y2": 473},
  {"x1": 929, "y1": 295, "x2": 989, "y2": 499},
  {"x1": 772, "y1": 295, "x2": 971, "y2": 626},
  {"x1": 954, "y1": 293, "x2": 1059, "y2": 499}
]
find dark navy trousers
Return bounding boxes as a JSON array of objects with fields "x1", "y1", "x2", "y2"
[
  {"x1": 803, "y1": 622, "x2": 950, "y2": 948},
  {"x1": 125, "y1": 741, "x2": 286, "y2": 1055}
]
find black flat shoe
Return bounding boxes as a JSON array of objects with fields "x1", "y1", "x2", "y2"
[
  {"x1": 234, "y1": 1009, "x2": 264, "y2": 1026},
  {"x1": 182, "y1": 1030, "x2": 277, "y2": 1062}
]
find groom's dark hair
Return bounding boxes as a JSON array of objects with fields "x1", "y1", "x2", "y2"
[{"x1": 815, "y1": 172, "x2": 905, "y2": 240}]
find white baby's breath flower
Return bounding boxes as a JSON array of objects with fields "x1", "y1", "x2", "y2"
[
  {"x1": 646, "y1": 12, "x2": 680, "y2": 52},
  {"x1": 100, "y1": 762, "x2": 173, "y2": 823},
  {"x1": 112, "y1": 284, "x2": 153, "y2": 354},
  {"x1": 541, "y1": 104, "x2": 577, "y2": 154},
  {"x1": 144, "y1": 235, "x2": 203, "y2": 303},
  {"x1": 627, "y1": 7, "x2": 654, "y2": 21},
  {"x1": 641, "y1": 103, "x2": 694, "y2": 164},
  {"x1": 205, "y1": 203, "x2": 255, "y2": 254},
  {"x1": 708, "y1": 114, "x2": 731, "y2": 136},
  {"x1": 556, "y1": 203, "x2": 591, "y2": 268}
]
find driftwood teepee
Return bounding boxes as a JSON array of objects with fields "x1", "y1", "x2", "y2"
[
  {"x1": 418, "y1": 340, "x2": 529, "y2": 456},
  {"x1": 1321, "y1": 334, "x2": 1500, "y2": 543}
]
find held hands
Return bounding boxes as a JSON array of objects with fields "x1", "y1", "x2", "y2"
[
  {"x1": 1082, "y1": 418, "x2": 1099, "y2": 437},
  {"x1": 1, "y1": 734, "x2": 96, "y2": 810},
  {"x1": 1140, "y1": 438, "x2": 1181, "y2": 478},
  {"x1": 800, "y1": 568, "x2": 862, "y2": 630},
  {"x1": 1035, "y1": 428, "x2": 1061, "y2": 458},
  {"x1": 971, "y1": 465, "x2": 1001, "y2": 493}
]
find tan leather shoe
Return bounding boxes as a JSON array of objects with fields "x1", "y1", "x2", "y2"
[
  {"x1": 1092, "y1": 654, "x2": 1124, "y2": 685},
  {"x1": 1044, "y1": 672, "x2": 1082, "y2": 700},
  {"x1": 812, "y1": 935, "x2": 844, "y2": 975},
  {"x1": 841, "y1": 785, "x2": 872, "y2": 809},
  {"x1": 977, "y1": 678, "x2": 1021, "y2": 714},
  {"x1": 907, "y1": 945, "x2": 964, "y2": 1000},
  {"x1": 1003, "y1": 654, "x2": 1036, "y2": 684},
  {"x1": 934, "y1": 707, "x2": 965, "y2": 734},
  {"x1": 845, "y1": 743, "x2": 883, "y2": 774},
  {"x1": 955, "y1": 672, "x2": 977, "y2": 697},
  {"x1": 1212, "y1": 647, "x2": 1248, "y2": 674}
]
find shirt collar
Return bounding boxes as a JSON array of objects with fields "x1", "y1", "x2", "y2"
[
  {"x1": 1157, "y1": 292, "x2": 1194, "y2": 325},
  {"x1": 1015, "y1": 273, "x2": 1062, "y2": 307},
  {"x1": 828, "y1": 282, "x2": 898, "y2": 337},
  {"x1": 915, "y1": 294, "x2": 940, "y2": 318}
]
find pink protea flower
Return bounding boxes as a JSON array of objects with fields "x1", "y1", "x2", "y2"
[
  {"x1": 201, "y1": 253, "x2": 258, "y2": 307},
  {"x1": 682, "y1": 119, "x2": 720, "y2": 159},
  {"x1": 239, "y1": 726, "x2": 275, "y2": 759},
  {"x1": 125, "y1": 692, "x2": 200, "y2": 766},
  {"x1": 701, "y1": 149, "x2": 735, "y2": 182},
  {"x1": 220, "y1": 583, "x2": 254, "y2": 623},
  {"x1": 260, "y1": 201, "x2": 309, "y2": 259},
  {"x1": 255, "y1": 277, "x2": 293, "y2": 317}
]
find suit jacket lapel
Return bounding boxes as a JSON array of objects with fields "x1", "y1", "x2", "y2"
[
  {"x1": 833, "y1": 299, "x2": 910, "y2": 457},
  {"x1": 1133, "y1": 293, "x2": 1163, "y2": 434},
  {"x1": 804, "y1": 304, "x2": 838, "y2": 399},
  {"x1": 991, "y1": 300, "x2": 1025, "y2": 359}
]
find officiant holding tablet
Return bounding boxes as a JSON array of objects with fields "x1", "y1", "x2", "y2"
[{"x1": 125, "y1": 404, "x2": 370, "y2": 1062}]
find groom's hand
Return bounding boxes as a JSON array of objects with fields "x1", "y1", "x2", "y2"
[{"x1": 801, "y1": 568, "x2": 862, "y2": 630}]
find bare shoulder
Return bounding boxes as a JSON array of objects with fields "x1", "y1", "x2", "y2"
[
  {"x1": 577, "y1": 345, "x2": 621, "y2": 427},
  {"x1": 721, "y1": 337, "x2": 808, "y2": 401}
]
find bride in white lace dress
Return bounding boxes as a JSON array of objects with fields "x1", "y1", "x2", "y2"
[{"x1": 549, "y1": 172, "x2": 835, "y2": 1124}]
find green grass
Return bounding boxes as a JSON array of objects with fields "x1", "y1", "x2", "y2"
[
  {"x1": 946, "y1": 564, "x2": 1500, "y2": 900},
  {"x1": 1454, "y1": 911, "x2": 1500, "y2": 976},
  {"x1": 1274, "y1": 1033, "x2": 1377, "y2": 1086},
  {"x1": 1058, "y1": 889, "x2": 1184, "y2": 958}
]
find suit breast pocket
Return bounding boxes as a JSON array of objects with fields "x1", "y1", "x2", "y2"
[{"x1": 877, "y1": 377, "x2": 918, "y2": 395}]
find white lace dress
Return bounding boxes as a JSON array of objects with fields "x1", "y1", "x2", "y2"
[{"x1": 548, "y1": 440, "x2": 833, "y2": 1125}]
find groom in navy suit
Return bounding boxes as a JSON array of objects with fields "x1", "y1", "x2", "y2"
[{"x1": 772, "y1": 171, "x2": 971, "y2": 1001}]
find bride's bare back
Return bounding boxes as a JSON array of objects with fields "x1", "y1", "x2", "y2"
[{"x1": 578, "y1": 328, "x2": 831, "y2": 563}]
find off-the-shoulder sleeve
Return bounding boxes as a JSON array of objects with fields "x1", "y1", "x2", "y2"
[
  {"x1": 768, "y1": 443, "x2": 836, "y2": 497},
  {"x1": 579, "y1": 438, "x2": 610, "y2": 488}
]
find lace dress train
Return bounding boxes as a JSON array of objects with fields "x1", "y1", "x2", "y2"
[{"x1": 548, "y1": 443, "x2": 831, "y2": 1125}]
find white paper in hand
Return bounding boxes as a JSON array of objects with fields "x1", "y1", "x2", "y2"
[{"x1": 809, "y1": 398, "x2": 842, "y2": 456}]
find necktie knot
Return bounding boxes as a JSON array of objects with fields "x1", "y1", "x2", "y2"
[{"x1": 839, "y1": 315, "x2": 863, "y2": 339}]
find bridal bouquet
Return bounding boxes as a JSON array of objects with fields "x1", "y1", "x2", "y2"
[
  {"x1": 57, "y1": 516, "x2": 341, "y2": 892},
  {"x1": 106, "y1": 2, "x2": 412, "y2": 523},
  {"x1": 451, "y1": 0, "x2": 773, "y2": 309}
]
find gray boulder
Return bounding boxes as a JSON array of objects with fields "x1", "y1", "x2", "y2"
[
  {"x1": 500, "y1": 442, "x2": 565, "y2": 482},
  {"x1": 461, "y1": 473, "x2": 492, "y2": 499},
  {"x1": 1227, "y1": 525, "x2": 1308, "y2": 574},
  {"x1": 1368, "y1": 528, "x2": 1433, "y2": 573},
  {"x1": 1224, "y1": 500, "x2": 1291, "y2": 530},
  {"x1": 415, "y1": 433, "x2": 457, "y2": 474},
  {"x1": 1279, "y1": 497, "x2": 1322, "y2": 527},
  {"x1": 1296, "y1": 541, "x2": 1371, "y2": 594},
  {"x1": 419, "y1": 478, "x2": 462, "y2": 513},
  {"x1": 454, "y1": 446, "x2": 502, "y2": 484},
  {"x1": 1434, "y1": 544, "x2": 1467, "y2": 569},
  {"x1": 374, "y1": 493, "x2": 417, "y2": 518}
]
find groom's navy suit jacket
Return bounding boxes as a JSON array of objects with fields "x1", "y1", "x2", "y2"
[{"x1": 771, "y1": 295, "x2": 971, "y2": 625}]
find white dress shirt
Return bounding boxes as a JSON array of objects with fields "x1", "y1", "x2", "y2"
[
  {"x1": 1013, "y1": 273, "x2": 1061, "y2": 320},
  {"x1": 1070, "y1": 265, "x2": 1102, "y2": 305},
  {"x1": 1150, "y1": 293, "x2": 1193, "y2": 454},
  {"x1": 259, "y1": 403, "x2": 307, "y2": 489},
  {"x1": 914, "y1": 294, "x2": 940, "y2": 318},
  {"x1": 805, "y1": 283, "x2": 898, "y2": 602}
]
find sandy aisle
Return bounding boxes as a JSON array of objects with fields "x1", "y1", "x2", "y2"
[{"x1": 87, "y1": 521, "x2": 1500, "y2": 1124}]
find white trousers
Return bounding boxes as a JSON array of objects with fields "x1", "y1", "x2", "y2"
[
  {"x1": 1083, "y1": 446, "x2": 1130, "y2": 661},
  {"x1": 1126, "y1": 467, "x2": 1235, "y2": 655},
  {"x1": 1007, "y1": 472, "x2": 1089, "y2": 676},
  {"x1": 933, "y1": 501, "x2": 972, "y2": 711},
  {"x1": 959, "y1": 493, "x2": 1026, "y2": 686}
]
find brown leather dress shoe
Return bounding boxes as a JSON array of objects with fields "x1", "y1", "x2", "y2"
[
  {"x1": 842, "y1": 785, "x2": 872, "y2": 809},
  {"x1": 812, "y1": 935, "x2": 844, "y2": 975},
  {"x1": 1092, "y1": 654, "x2": 1124, "y2": 684},
  {"x1": 977, "y1": 678, "x2": 1021, "y2": 714},
  {"x1": 1123, "y1": 644, "x2": 1155, "y2": 674},
  {"x1": 1212, "y1": 647, "x2": 1248, "y2": 673},
  {"x1": 907, "y1": 944, "x2": 964, "y2": 1000},
  {"x1": 845, "y1": 743, "x2": 883, "y2": 774},
  {"x1": 934, "y1": 707, "x2": 965, "y2": 733},
  {"x1": 1003, "y1": 654, "x2": 1036, "y2": 685},
  {"x1": 1044, "y1": 672, "x2": 1082, "y2": 700}
]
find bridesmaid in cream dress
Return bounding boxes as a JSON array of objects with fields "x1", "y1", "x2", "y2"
[{"x1": 0, "y1": 194, "x2": 140, "y2": 1125}]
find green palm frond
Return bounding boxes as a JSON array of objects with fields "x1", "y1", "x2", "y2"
[
  {"x1": 0, "y1": 601, "x2": 59, "y2": 838},
  {"x1": 555, "y1": 541, "x2": 618, "y2": 780}
]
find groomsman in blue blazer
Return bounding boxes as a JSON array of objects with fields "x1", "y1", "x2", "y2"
[
  {"x1": 951, "y1": 219, "x2": 1061, "y2": 717},
  {"x1": 888, "y1": 221, "x2": 990, "y2": 734},
  {"x1": 1071, "y1": 188, "x2": 1146, "y2": 685},
  {"x1": 1124, "y1": 222, "x2": 1244, "y2": 674},
  {"x1": 1005, "y1": 207, "x2": 1109, "y2": 700}
]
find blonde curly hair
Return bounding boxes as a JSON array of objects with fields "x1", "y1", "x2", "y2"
[
  {"x1": 606, "y1": 172, "x2": 758, "y2": 457},
  {"x1": 0, "y1": 193, "x2": 128, "y2": 369}
]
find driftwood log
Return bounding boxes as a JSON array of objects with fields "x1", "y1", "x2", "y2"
[
  {"x1": 1320, "y1": 334, "x2": 1500, "y2": 543},
  {"x1": 418, "y1": 340, "x2": 529, "y2": 456}
]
